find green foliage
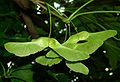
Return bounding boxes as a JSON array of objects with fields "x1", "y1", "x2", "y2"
[
  {"x1": 1, "y1": 0, "x2": 120, "y2": 81},
  {"x1": 4, "y1": 37, "x2": 51, "y2": 57},
  {"x1": 66, "y1": 62, "x2": 89, "y2": 75},
  {"x1": 36, "y1": 56, "x2": 62, "y2": 67},
  {"x1": 47, "y1": 71, "x2": 70, "y2": 82},
  {"x1": 75, "y1": 30, "x2": 117, "y2": 54},
  {"x1": 104, "y1": 41, "x2": 120, "y2": 70},
  {"x1": 5, "y1": 30, "x2": 117, "y2": 75},
  {"x1": 11, "y1": 64, "x2": 34, "y2": 82},
  {"x1": 4, "y1": 42, "x2": 43, "y2": 57},
  {"x1": 64, "y1": 31, "x2": 90, "y2": 43}
]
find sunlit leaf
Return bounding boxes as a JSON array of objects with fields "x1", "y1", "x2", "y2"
[
  {"x1": 4, "y1": 37, "x2": 61, "y2": 57},
  {"x1": 46, "y1": 30, "x2": 116, "y2": 61},
  {"x1": 4, "y1": 37, "x2": 51, "y2": 57},
  {"x1": 65, "y1": 31, "x2": 89, "y2": 43},
  {"x1": 33, "y1": 37, "x2": 61, "y2": 49},
  {"x1": 4, "y1": 30, "x2": 117, "y2": 62},
  {"x1": 46, "y1": 43, "x2": 88, "y2": 61},
  {"x1": 76, "y1": 30, "x2": 117, "y2": 54},
  {"x1": 76, "y1": 40, "x2": 103, "y2": 54},
  {"x1": 46, "y1": 50, "x2": 60, "y2": 58},
  {"x1": 66, "y1": 62, "x2": 89, "y2": 75},
  {"x1": 62, "y1": 43, "x2": 76, "y2": 49},
  {"x1": 48, "y1": 38, "x2": 61, "y2": 48},
  {"x1": 4, "y1": 42, "x2": 46, "y2": 57},
  {"x1": 53, "y1": 45, "x2": 90, "y2": 61},
  {"x1": 35, "y1": 56, "x2": 62, "y2": 67},
  {"x1": 46, "y1": 43, "x2": 76, "y2": 58},
  {"x1": 87, "y1": 30, "x2": 117, "y2": 41}
]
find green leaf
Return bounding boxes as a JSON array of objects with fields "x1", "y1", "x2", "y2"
[
  {"x1": 35, "y1": 56, "x2": 62, "y2": 67},
  {"x1": 4, "y1": 37, "x2": 50, "y2": 57},
  {"x1": 4, "y1": 42, "x2": 44, "y2": 57},
  {"x1": 65, "y1": 31, "x2": 89, "y2": 43},
  {"x1": 76, "y1": 40, "x2": 103, "y2": 54},
  {"x1": 55, "y1": 73, "x2": 70, "y2": 82},
  {"x1": 33, "y1": 37, "x2": 61, "y2": 49},
  {"x1": 47, "y1": 30, "x2": 116, "y2": 61},
  {"x1": 87, "y1": 30, "x2": 117, "y2": 41},
  {"x1": 75, "y1": 30, "x2": 117, "y2": 54},
  {"x1": 62, "y1": 43, "x2": 76, "y2": 49},
  {"x1": 11, "y1": 64, "x2": 33, "y2": 82},
  {"x1": 46, "y1": 43, "x2": 76, "y2": 58},
  {"x1": 104, "y1": 42, "x2": 120, "y2": 70},
  {"x1": 53, "y1": 45, "x2": 90, "y2": 61},
  {"x1": 46, "y1": 50, "x2": 60, "y2": 58},
  {"x1": 48, "y1": 38, "x2": 61, "y2": 48},
  {"x1": 66, "y1": 62, "x2": 89, "y2": 75},
  {"x1": 47, "y1": 71, "x2": 70, "y2": 82},
  {"x1": 4, "y1": 37, "x2": 61, "y2": 57},
  {"x1": 31, "y1": 37, "x2": 54, "y2": 48},
  {"x1": 4, "y1": 30, "x2": 116, "y2": 63},
  {"x1": 46, "y1": 44, "x2": 89, "y2": 61}
]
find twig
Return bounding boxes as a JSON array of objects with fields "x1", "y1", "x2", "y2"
[{"x1": 21, "y1": 12, "x2": 39, "y2": 38}]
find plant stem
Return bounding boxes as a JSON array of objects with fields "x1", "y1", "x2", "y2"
[
  {"x1": 64, "y1": 24, "x2": 68, "y2": 42},
  {"x1": 68, "y1": 24, "x2": 71, "y2": 36},
  {"x1": 68, "y1": 0, "x2": 94, "y2": 21},
  {"x1": 71, "y1": 11, "x2": 120, "y2": 20},
  {"x1": 46, "y1": 3, "x2": 62, "y2": 16},
  {"x1": 37, "y1": 3, "x2": 64, "y2": 20},
  {"x1": 21, "y1": 12, "x2": 39, "y2": 38},
  {"x1": 48, "y1": 5, "x2": 52, "y2": 38},
  {"x1": 0, "y1": 62, "x2": 6, "y2": 76},
  {"x1": 71, "y1": 21, "x2": 78, "y2": 33}
]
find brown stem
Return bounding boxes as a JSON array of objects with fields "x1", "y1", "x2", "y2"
[
  {"x1": 14, "y1": 0, "x2": 39, "y2": 38},
  {"x1": 21, "y1": 12, "x2": 39, "y2": 38}
]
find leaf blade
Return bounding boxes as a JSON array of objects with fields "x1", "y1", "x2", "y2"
[
  {"x1": 4, "y1": 42, "x2": 43, "y2": 57},
  {"x1": 76, "y1": 30, "x2": 117, "y2": 54},
  {"x1": 66, "y1": 62, "x2": 89, "y2": 75},
  {"x1": 53, "y1": 45, "x2": 90, "y2": 61},
  {"x1": 35, "y1": 56, "x2": 62, "y2": 67}
]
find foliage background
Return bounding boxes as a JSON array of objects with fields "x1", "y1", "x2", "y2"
[{"x1": 1, "y1": 0, "x2": 120, "y2": 82}]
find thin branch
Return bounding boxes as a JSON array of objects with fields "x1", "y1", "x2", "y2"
[
  {"x1": 31, "y1": 0, "x2": 65, "y2": 20},
  {"x1": 68, "y1": 24, "x2": 71, "y2": 36},
  {"x1": 21, "y1": 12, "x2": 39, "y2": 38},
  {"x1": 47, "y1": 5, "x2": 52, "y2": 38},
  {"x1": 68, "y1": 0, "x2": 94, "y2": 21},
  {"x1": 71, "y1": 11, "x2": 120, "y2": 21},
  {"x1": 71, "y1": 21, "x2": 78, "y2": 33},
  {"x1": 14, "y1": 0, "x2": 39, "y2": 38},
  {"x1": 64, "y1": 24, "x2": 68, "y2": 42}
]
